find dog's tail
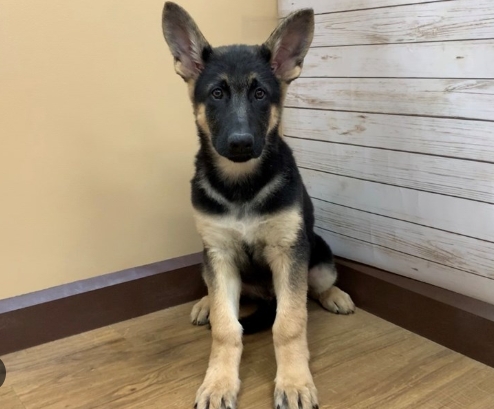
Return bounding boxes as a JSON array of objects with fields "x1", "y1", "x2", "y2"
[{"x1": 239, "y1": 299, "x2": 277, "y2": 335}]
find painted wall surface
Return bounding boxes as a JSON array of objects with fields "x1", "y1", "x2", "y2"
[{"x1": 0, "y1": 0, "x2": 277, "y2": 299}]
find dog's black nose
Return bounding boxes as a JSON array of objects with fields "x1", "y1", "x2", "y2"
[{"x1": 228, "y1": 133, "x2": 254, "y2": 156}]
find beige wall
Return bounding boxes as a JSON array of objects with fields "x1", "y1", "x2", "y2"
[{"x1": 0, "y1": 0, "x2": 277, "y2": 299}]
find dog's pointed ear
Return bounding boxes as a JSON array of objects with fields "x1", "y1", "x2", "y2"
[
  {"x1": 263, "y1": 9, "x2": 314, "y2": 82},
  {"x1": 162, "y1": 2, "x2": 212, "y2": 81}
]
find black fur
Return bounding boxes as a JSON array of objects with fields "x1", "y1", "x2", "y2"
[{"x1": 239, "y1": 299, "x2": 277, "y2": 335}]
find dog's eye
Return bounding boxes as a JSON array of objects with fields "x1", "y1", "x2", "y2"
[
  {"x1": 211, "y1": 88, "x2": 223, "y2": 99},
  {"x1": 254, "y1": 88, "x2": 266, "y2": 100}
]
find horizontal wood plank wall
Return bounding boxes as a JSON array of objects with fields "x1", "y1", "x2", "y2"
[
  {"x1": 286, "y1": 79, "x2": 494, "y2": 120},
  {"x1": 278, "y1": 0, "x2": 450, "y2": 15},
  {"x1": 301, "y1": 41, "x2": 494, "y2": 79},
  {"x1": 279, "y1": 0, "x2": 494, "y2": 304},
  {"x1": 312, "y1": 0, "x2": 494, "y2": 47}
]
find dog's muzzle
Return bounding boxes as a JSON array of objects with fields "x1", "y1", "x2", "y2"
[{"x1": 228, "y1": 133, "x2": 254, "y2": 161}]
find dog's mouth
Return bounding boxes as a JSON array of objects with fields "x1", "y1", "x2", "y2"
[{"x1": 228, "y1": 153, "x2": 254, "y2": 163}]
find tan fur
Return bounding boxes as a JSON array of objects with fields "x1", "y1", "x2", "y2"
[
  {"x1": 218, "y1": 73, "x2": 230, "y2": 82},
  {"x1": 258, "y1": 209, "x2": 318, "y2": 408},
  {"x1": 254, "y1": 173, "x2": 284, "y2": 205},
  {"x1": 189, "y1": 256, "x2": 352, "y2": 326},
  {"x1": 191, "y1": 295, "x2": 210, "y2": 325},
  {"x1": 194, "y1": 207, "x2": 302, "y2": 250},
  {"x1": 187, "y1": 80, "x2": 196, "y2": 102},
  {"x1": 173, "y1": 59, "x2": 188, "y2": 81},
  {"x1": 195, "y1": 261, "x2": 242, "y2": 409},
  {"x1": 279, "y1": 83, "x2": 289, "y2": 127},
  {"x1": 283, "y1": 66, "x2": 302, "y2": 83},
  {"x1": 268, "y1": 251, "x2": 318, "y2": 409},
  {"x1": 194, "y1": 206, "x2": 310, "y2": 404},
  {"x1": 308, "y1": 263, "x2": 337, "y2": 298},
  {"x1": 195, "y1": 104, "x2": 211, "y2": 137},
  {"x1": 213, "y1": 154, "x2": 261, "y2": 181},
  {"x1": 172, "y1": 47, "x2": 205, "y2": 82},
  {"x1": 197, "y1": 175, "x2": 231, "y2": 207},
  {"x1": 192, "y1": 206, "x2": 303, "y2": 323},
  {"x1": 318, "y1": 285, "x2": 355, "y2": 315},
  {"x1": 280, "y1": 82, "x2": 288, "y2": 102},
  {"x1": 267, "y1": 105, "x2": 281, "y2": 135},
  {"x1": 308, "y1": 263, "x2": 355, "y2": 314}
]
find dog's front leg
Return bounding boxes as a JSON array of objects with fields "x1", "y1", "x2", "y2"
[
  {"x1": 195, "y1": 250, "x2": 243, "y2": 409},
  {"x1": 267, "y1": 246, "x2": 318, "y2": 409}
]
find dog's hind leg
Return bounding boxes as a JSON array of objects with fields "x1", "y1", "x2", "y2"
[
  {"x1": 309, "y1": 233, "x2": 355, "y2": 314},
  {"x1": 309, "y1": 263, "x2": 355, "y2": 314},
  {"x1": 191, "y1": 295, "x2": 210, "y2": 326}
]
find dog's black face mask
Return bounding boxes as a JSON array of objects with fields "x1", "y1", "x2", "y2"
[
  {"x1": 162, "y1": 2, "x2": 314, "y2": 163},
  {"x1": 194, "y1": 46, "x2": 280, "y2": 162}
]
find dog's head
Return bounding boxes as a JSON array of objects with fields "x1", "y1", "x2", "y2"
[{"x1": 161, "y1": 2, "x2": 314, "y2": 164}]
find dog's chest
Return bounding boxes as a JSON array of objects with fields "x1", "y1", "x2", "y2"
[{"x1": 193, "y1": 208, "x2": 301, "y2": 250}]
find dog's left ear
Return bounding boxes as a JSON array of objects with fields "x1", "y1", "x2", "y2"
[
  {"x1": 162, "y1": 2, "x2": 211, "y2": 81},
  {"x1": 263, "y1": 9, "x2": 314, "y2": 82}
]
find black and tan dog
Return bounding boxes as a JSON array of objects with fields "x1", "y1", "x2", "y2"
[{"x1": 161, "y1": 3, "x2": 355, "y2": 408}]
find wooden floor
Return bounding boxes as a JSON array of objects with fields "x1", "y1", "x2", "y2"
[{"x1": 2, "y1": 301, "x2": 494, "y2": 409}]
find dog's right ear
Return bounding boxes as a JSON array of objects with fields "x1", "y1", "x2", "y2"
[{"x1": 162, "y1": 2, "x2": 212, "y2": 81}]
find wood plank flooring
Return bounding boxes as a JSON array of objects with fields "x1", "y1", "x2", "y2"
[{"x1": 2, "y1": 300, "x2": 494, "y2": 408}]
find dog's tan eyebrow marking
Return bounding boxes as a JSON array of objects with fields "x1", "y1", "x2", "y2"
[
  {"x1": 219, "y1": 73, "x2": 230, "y2": 83},
  {"x1": 248, "y1": 73, "x2": 258, "y2": 86},
  {"x1": 208, "y1": 75, "x2": 229, "y2": 91}
]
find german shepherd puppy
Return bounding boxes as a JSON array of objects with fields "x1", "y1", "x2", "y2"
[{"x1": 161, "y1": 3, "x2": 355, "y2": 408}]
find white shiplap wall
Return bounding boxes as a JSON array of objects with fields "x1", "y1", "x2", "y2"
[{"x1": 279, "y1": 0, "x2": 494, "y2": 304}]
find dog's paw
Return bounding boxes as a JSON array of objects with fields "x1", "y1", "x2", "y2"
[
  {"x1": 319, "y1": 286, "x2": 355, "y2": 315},
  {"x1": 191, "y1": 296, "x2": 210, "y2": 326},
  {"x1": 274, "y1": 374, "x2": 318, "y2": 409},
  {"x1": 194, "y1": 374, "x2": 240, "y2": 409}
]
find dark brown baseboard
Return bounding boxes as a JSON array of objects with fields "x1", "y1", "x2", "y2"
[
  {"x1": 335, "y1": 258, "x2": 494, "y2": 368},
  {"x1": 1, "y1": 254, "x2": 493, "y2": 369},
  {"x1": 0, "y1": 253, "x2": 206, "y2": 356}
]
